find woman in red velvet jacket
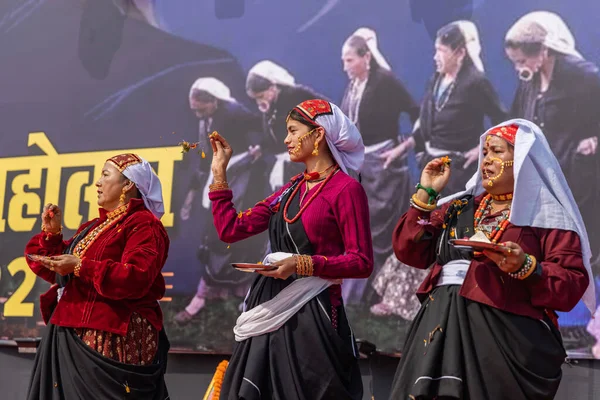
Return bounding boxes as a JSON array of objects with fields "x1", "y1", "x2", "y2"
[
  {"x1": 388, "y1": 120, "x2": 593, "y2": 400},
  {"x1": 24, "y1": 153, "x2": 170, "y2": 400}
]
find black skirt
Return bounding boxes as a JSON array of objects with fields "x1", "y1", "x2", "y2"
[
  {"x1": 27, "y1": 323, "x2": 169, "y2": 400},
  {"x1": 389, "y1": 285, "x2": 566, "y2": 400},
  {"x1": 220, "y1": 275, "x2": 363, "y2": 400}
]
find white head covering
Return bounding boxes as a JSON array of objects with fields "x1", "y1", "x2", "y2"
[
  {"x1": 107, "y1": 154, "x2": 165, "y2": 219},
  {"x1": 247, "y1": 60, "x2": 296, "y2": 86},
  {"x1": 505, "y1": 11, "x2": 582, "y2": 59},
  {"x1": 456, "y1": 21, "x2": 484, "y2": 72},
  {"x1": 439, "y1": 119, "x2": 595, "y2": 314},
  {"x1": 189, "y1": 77, "x2": 235, "y2": 102},
  {"x1": 292, "y1": 100, "x2": 365, "y2": 175},
  {"x1": 349, "y1": 27, "x2": 392, "y2": 71}
]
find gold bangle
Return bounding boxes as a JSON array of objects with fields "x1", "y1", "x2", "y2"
[
  {"x1": 74, "y1": 257, "x2": 82, "y2": 277},
  {"x1": 295, "y1": 255, "x2": 313, "y2": 276},
  {"x1": 209, "y1": 181, "x2": 229, "y2": 192},
  {"x1": 519, "y1": 255, "x2": 537, "y2": 280},
  {"x1": 411, "y1": 194, "x2": 436, "y2": 211},
  {"x1": 42, "y1": 225, "x2": 63, "y2": 235}
]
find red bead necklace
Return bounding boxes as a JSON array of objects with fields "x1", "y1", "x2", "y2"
[
  {"x1": 473, "y1": 194, "x2": 511, "y2": 255},
  {"x1": 283, "y1": 166, "x2": 339, "y2": 224}
]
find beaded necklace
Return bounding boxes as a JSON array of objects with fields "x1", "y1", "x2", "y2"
[
  {"x1": 73, "y1": 204, "x2": 128, "y2": 259},
  {"x1": 283, "y1": 166, "x2": 339, "y2": 224},
  {"x1": 474, "y1": 194, "x2": 511, "y2": 244}
]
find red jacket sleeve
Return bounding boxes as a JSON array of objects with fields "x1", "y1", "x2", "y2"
[
  {"x1": 525, "y1": 229, "x2": 589, "y2": 312},
  {"x1": 24, "y1": 220, "x2": 96, "y2": 284},
  {"x1": 391, "y1": 205, "x2": 447, "y2": 269},
  {"x1": 311, "y1": 179, "x2": 374, "y2": 279},
  {"x1": 77, "y1": 218, "x2": 169, "y2": 300},
  {"x1": 209, "y1": 182, "x2": 293, "y2": 243}
]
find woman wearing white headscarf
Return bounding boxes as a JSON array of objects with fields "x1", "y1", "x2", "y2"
[
  {"x1": 385, "y1": 21, "x2": 507, "y2": 196},
  {"x1": 388, "y1": 120, "x2": 592, "y2": 399},
  {"x1": 25, "y1": 153, "x2": 170, "y2": 399},
  {"x1": 339, "y1": 28, "x2": 419, "y2": 305},
  {"x1": 208, "y1": 99, "x2": 373, "y2": 399},
  {"x1": 505, "y1": 14, "x2": 600, "y2": 330}
]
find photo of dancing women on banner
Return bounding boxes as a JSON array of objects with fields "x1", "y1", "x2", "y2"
[
  {"x1": 384, "y1": 21, "x2": 507, "y2": 196},
  {"x1": 388, "y1": 121, "x2": 593, "y2": 399},
  {"x1": 25, "y1": 154, "x2": 171, "y2": 399},
  {"x1": 174, "y1": 77, "x2": 268, "y2": 324},
  {"x1": 339, "y1": 27, "x2": 419, "y2": 307},
  {"x1": 245, "y1": 60, "x2": 328, "y2": 190},
  {"x1": 369, "y1": 20, "x2": 507, "y2": 319},
  {"x1": 504, "y1": 11, "x2": 600, "y2": 355},
  {"x1": 207, "y1": 99, "x2": 372, "y2": 399}
]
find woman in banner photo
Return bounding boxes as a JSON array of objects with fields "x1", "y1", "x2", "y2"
[
  {"x1": 369, "y1": 21, "x2": 507, "y2": 319},
  {"x1": 388, "y1": 121, "x2": 593, "y2": 400},
  {"x1": 385, "y1": 21, "x2": 507, "y2": 196},
  {"x1": 245, "y1": 60, "x2": 328, "y2": 190},
  {"x1": 339, "y1": 27, "x2": 419, "y2": 306},
  {"x1": 504, "y1": 11, "x2": 600, "y2": 354},
  {"x1": 208, "y1": 99, "x2": 373, "y2": 399},
  {"x1": 24, "y1": 154, "x2": 170, "y2": 400}
]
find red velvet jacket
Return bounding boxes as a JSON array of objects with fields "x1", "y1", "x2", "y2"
[
  {"x1": 25, "y1": 199, "x2": 169, "y2": 336},
  {"x1": 393, "y1": 194, "x2": 589, "y2": 326}
]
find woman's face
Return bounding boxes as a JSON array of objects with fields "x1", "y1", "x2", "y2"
[
  {"x1": 284, "y1": 119, "x2": 323, "y2": 163},
  {"x1": 342, "y1": 44, "x2": 370, "y2": 80},
  {"x1": 481, "y1": 136, "x2": 515, "y2": 194},
  {"x1": 505, "y1": 47, "x2": 546, "y2": 81},
  {"x1": 433, "y1": 40, "x2": 464, "y2": 75},
  {"x1": 95, "y1": 162, "x2": 131, "y2": 210},
  {"x1": 248, "y1": 85, "x2": 278, "y2": 113}
]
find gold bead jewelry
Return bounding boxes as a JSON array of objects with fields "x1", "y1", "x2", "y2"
[
  {"x1": 295, "y1": 255, "x2": 314, "y2": 276},
  {"x1": 209, "y1": 181, "x2": 230, "y2": 192},
  {"x1": 119, "y1": 187, "x2": 127, "y2": 206},
  {"x1": 290, "y1": 128, "x2": 317, "y2": 156},
  {"x1": 312, "y1": 141, "x2": 319, "y2": 156},
  {"x1": 74, "y1": 257, "x2": 82, "y2": 277},
  {"x1": 485, "y1": 158, "x2": 514, "y2": 187}
]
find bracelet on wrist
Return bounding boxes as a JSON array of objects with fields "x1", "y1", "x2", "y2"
[
  {"x1": 295, "y1": 255, "x2": 314, "y2": 277},
  {"x1": 508, "y1": 254, "x2": 537, "y2": 280},
  {"x1": 415, "y1": 183, "x2": 440, "y2": 205},
  {"x1": 410, "y1": 193, "x2": 437, "y2": 211},
  {"x1": 209, "y1": 181, "x2": 230, "y2": 192}
]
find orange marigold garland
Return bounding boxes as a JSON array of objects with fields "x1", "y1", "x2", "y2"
[{"x1": 203, "y1": 360, "x2": 229, "y2": 400}]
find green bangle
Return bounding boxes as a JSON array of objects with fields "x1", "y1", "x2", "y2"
[{"x1": 416, "y1": 183, "x2": 439, "y2": 205}]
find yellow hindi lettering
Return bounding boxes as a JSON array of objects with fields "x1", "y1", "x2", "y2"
[{"x1": 0, "y1": 132, "x2": 183, "y2": 232}]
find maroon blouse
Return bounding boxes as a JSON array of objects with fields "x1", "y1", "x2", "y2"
[
  {"x1": 392, "y1": 194, "x2": 589, "y2": 326},
  {"x1": 209, "y1": 171, "x2": 374, "y2": 306}
]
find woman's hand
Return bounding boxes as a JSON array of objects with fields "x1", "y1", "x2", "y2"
[
  {"x1": 41, "y1": 203, "x2": 62, "y2": 234},
  {"x1": 380, "y1": 137, "x2": 415, "y2": 170},
  {"x1": 256, "y1": 256, "x2": 297, "y2": 280},
  {"x1": 420, "y1": 158, "x2": 451, "y2": 194},
  {"x1": 36, "y1": 255, "x2": 80, "y2": 276},
  {"x1": 482, "y1": 241, "x2": 526, "y2": 274},
  {"x1": 209, "y1": 132, "x2": 233, "y2": 182}
]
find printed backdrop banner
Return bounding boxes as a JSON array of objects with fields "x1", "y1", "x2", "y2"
[{"x1": 1, "y1": 0, "x2": 600, "y2": 359}]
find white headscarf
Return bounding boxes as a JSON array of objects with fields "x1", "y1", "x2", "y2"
[
  {"x1": 293, "y1": 100, "x2": 365, "y2": 174},
  {"x1": 349, "y1": 27, "x2": 392, "y2": 71},
  {"x1": 108, "y1": 154, "x2": 165, "y2": 219},
  {"x1": 247, "y1": 60, "x2": 296, "y2": 86},
  {"x1": 456, "y1": 20, "x2": 484, "y2": 72},
  {"x1": 505, "y1": 11, "x2": 582, "y2": 59},
  {"x1": 439, "y1": 119, "x2": 595, "y2": 314},
  {"x1": 189, "y1": 77, "x2": 235, "y2": 102}
]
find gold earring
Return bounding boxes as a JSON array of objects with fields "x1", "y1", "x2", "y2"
[
  {"x1": 312, "y1": 141, "x2": 319, "y2": 156},
  {"x1": 119, "y1": 188, "x2": 127, "y2": 206}
]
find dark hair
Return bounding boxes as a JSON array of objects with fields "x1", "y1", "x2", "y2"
[
  {"x1": 246, "y1": 74, "x2": 274, "y2": 95},
  {"x1": 190, "y1": 89, "x2": 217, "y2": 103},
  {"x1": 436, "y1": 22, "x2": 467, "y2": 51},
  {"x1": 287, "y1": 109, "x2": 320, "y2": 130},
  {"x1": 504, "y1": 40, "x2": 544, "y2": 57},
  {"x1": 345, "y1": 35, "x2": 379, "y2": 70}
]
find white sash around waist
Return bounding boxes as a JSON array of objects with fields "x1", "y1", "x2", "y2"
[
  {"x1": 435, "y1": 259, "x2": 471, "y2": 287},
  {"x1": 234, "y1": 252, "x2": 335, "y2": 342}
]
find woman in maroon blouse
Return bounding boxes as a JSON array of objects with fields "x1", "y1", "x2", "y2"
[
  {"x1": 208, "y1": 99, "x2": 373, "y2": 399},
  {"x1": 25, "y1": 153, "x2": 170, "y2": 400},
  {"x1": 388, "y1": 120, "x2": 593, "y2": 399}
]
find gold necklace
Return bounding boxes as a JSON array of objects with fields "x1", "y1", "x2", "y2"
[{"x1": 73, "y1": 205, "x2": 128, "y2": 259}]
